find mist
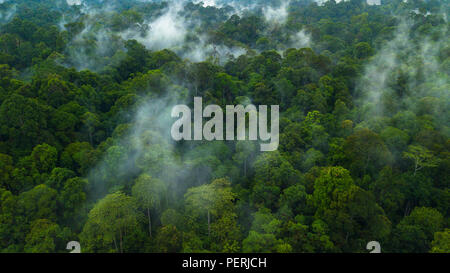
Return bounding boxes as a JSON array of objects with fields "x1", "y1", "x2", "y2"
[
  {"x1": 356, "y1": 12, "x2": 449, "y2": 137},
  {"x1": 85, "y1": 90, "x2": 262, "y2": 202},
  {"x1": 263, "y1": 0, "x2": 290, "y2": 25}
]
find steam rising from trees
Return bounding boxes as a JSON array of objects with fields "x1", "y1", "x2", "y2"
[
  {"x1": 0, "y1": 0, "x2": 448, "y2": 254},
  {"x1": 356, "y1": 13, "x2": 449, "y2": 137}
]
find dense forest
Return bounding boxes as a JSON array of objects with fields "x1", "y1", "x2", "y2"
[{"x1": 0, "y1": 0, "x2": 448, "y2": 253}]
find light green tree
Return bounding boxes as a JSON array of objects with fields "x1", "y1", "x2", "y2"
[
  {"x1": 403, "y1": 145, "x2": 439, "y2": 176},
  {"x1": 430, "y1": 229, "x2": 450, "y2": 253},
  {"x1": 81, "y1": 192, "x2": 142, "y2": 253},
  {"x1": 24, "y1": 219, "x2": 65, "y2": 253}
]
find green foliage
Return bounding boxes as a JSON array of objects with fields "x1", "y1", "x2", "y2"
[
  {"x1": 132, "y1": 174, "x2": 167, "y2": 237},
  {"x1": 80, "y1": 192, "x2": 143, "y2": 253},
  {"x1": 403, "y1": 145, "x2": 440, "y2": 176},
  {"x1": 0, "y1": 0, "x2": 447, "y2": 253}
]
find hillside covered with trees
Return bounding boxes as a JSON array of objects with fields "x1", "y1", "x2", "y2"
[{"x1": 0, "y1": 0, "x2": 448, "y2": 253}]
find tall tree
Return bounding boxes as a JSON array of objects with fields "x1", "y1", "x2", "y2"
[{"x1": 131, "y1": 174, "x2": 167, "y2": 237}]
